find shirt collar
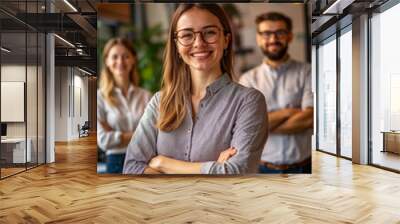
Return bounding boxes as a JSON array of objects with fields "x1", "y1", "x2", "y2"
[
  {"x1": 114, "y1": 84, "x2": 135, "y2": 97},
  {"x1": 205, "y1": 73, "x2": 231, "y2": 96},
  {"x1": 263, "y1": 57, "x2": 293, "y2": 74},
  {"x1": 127, "y1": 84, "x2": 135, "y2": 96}
]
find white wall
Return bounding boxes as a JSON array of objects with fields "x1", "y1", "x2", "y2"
[
  {"x1": 1, "y1": 64, "x2": 45, "y2": 164},
  {"x1": 75, "y1": 73, "x2": 89, "y2": 123},
  {"x1": 1, "y1": 65, "x2": 37, "y2": 137},
  {"x1": 54, "y1": 67, "x2": 89, "y2": 141},
  {"x1": 55, "y1": 67, "x2": 68, "y2": 141},
  {"x1": 1, "y1": 65, "x2": 26, "y2": 142}
]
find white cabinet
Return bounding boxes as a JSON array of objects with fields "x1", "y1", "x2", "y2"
[{"x1": 1, "y1": 138, "x2": 32, "y2": 163}]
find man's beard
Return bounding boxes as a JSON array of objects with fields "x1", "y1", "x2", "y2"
[{"x1": 261, "y1": 43, "x2": 288, "y2": 61}]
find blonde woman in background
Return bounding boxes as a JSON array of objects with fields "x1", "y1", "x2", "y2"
[
  {"x1": 123, "y1": 4, "x2": 268, "y2": 174},
  {"x1": 98, "y1": 38, "x2": 152, "y2": 173}
]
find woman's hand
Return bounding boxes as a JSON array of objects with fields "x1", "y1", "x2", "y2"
[
  {"x1": 217, "y1": 147, "x2": 236, "y2": 163},
  {"x1": 148, "y1": 155, "x2": 167, "y2": 171},
  {"x1": 146, "y1": 148, "x2": 236, "y2": 174},
  {"x1": 148, "y1": 155, "x2": 203, "y2": 174},
  {"x1": 100, "y1": 120, "x2": 132, "y2": 147},
  {"x1": 143, "y1": 167, "x2": 162, "y2": 174}
]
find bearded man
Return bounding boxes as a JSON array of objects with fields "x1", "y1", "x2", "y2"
[{"x1": 239, "y1": 12, "x2": 313, "y2": 174}]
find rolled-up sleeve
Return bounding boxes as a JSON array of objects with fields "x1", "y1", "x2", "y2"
[
  {"x1": 97, "y1": 92, "x2": 122, "y2": 150},
  {"x1": 200, "y1": 89, "x2": 268, "y2": 174},
  {"x1": 123, "y1": 93, "x2": 160, "y2": 174},
  {"x1": 301, "y1": 65, "x2": 313, "y2": 109}
]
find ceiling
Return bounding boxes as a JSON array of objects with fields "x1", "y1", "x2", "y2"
[
  {"x1": 0, "y1": 0, "x2": 97, "y2": 74},
  {"x1": 311, "y1": 0, "x2": 390, "y2": 43}
]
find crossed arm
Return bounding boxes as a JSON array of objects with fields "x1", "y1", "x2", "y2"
[
  {"x1": 97, "y1": 92, "x2": 135, "y2": 149},
  {"x1": 98, "y1": 118, "x2": 207, "y2": 174},
  {"x1": 144, "y1": 148, "x2": 237, "y2": 174},
  {"x1": 268, "y1": 107, "x2": 313, "y2": 134},
  {"x1": 98, "y1": 120, "x2": 134, "y2": 148}
]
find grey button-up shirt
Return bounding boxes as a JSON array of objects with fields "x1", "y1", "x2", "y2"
[
  {"x1": 123, "y1": 74, "x2": 268, "y2": 174},
  {"x1": 97, "y1": 85, "x2": 152, "y2": 155},
  {"x1": 239, "y1": 59, "x2": 313, "y2": 165}
]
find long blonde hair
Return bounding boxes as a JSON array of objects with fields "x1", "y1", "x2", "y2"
[
  {"x1": 157, "y1": 4, "x2": 234, "y2": 132},
  {"x1": 99, "y1": 38, "x2": 140, "y2": 107}
]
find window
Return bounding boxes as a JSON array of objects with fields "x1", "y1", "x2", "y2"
[
  {"x1": 317, "y1": 36, "x2": 337, "y2": 154},
  {"x1": 371, "y1": 2, "x2": 400, "y2": 171},
  {"x1": 0, "y1": 1, "x2": 47, "y2": 179},
  {"x1": 339, "y1": 27, "x2": 352, "y2": 158}
]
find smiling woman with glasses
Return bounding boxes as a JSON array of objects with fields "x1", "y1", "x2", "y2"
[
  {"x1": 123, "y1": 3, "x2": 268, "y2": 175},
  {"x1": 175, "y1": 26, "x2": 225, "y2": 46}
]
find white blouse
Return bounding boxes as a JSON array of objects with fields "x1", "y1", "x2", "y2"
[{"x1": 97, "y1": 85, "x2": 152, "y2": 155}]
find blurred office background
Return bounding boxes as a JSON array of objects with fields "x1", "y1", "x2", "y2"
[{"x1": 97, "y1": 3, "x2": 309, "y2": 92}]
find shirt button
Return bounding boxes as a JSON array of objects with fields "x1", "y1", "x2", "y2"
[
  {"x1": 200, "y1": 103, "x2": 204, "y2": 108},
  {"x1": 188, "y1": 129, "x2": 191, "y2": 133},
  {"x1": 184, "y1": 153, "x2": 188, "y2": 156}
]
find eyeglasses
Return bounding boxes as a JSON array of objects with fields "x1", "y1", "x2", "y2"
[
  {"x1": 257, "y1": 29, "x2": 289, "y2": 39},
  {"x1": 175, "y1": 26, "x2": 224, "y2": 46}
]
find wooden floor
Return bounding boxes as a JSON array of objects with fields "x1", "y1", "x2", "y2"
[
  {"x1": 372, "y1": 150, "x2": 400, "y2": 171},
  {"x1": 1, "y1": 163, "x2": 44, "y2": 178},
  {"x1": 1, "y1": 167, "x2": 26, "y2": 178},
  {"x1": 1, "y1": 135, "x2": 400, "y2": 223}
]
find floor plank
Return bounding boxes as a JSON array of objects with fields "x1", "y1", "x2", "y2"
[
  {"x1": 0, "y1": 134, "x2": 399, "y2": 223},
  {"x1": 372, "y1": 150, "x2": 400, "y2": 171}
]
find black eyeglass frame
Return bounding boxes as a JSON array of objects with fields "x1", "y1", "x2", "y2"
[
  {"x1": 174, "y1": 26, "x2": 229, "y2": 46},
  {"x1": 257, "y1": 29, "x2": 290, "y2": 39}
]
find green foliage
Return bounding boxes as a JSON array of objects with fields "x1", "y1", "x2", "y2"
[
  {"x1": 98, "y1": 21, "x2": 166, "y2": 93},
  {"x1": 124, "y1": 24, "x2": 165, "y2": 93},
  {"x1": 130, "y1": 24, "x2": 165, "y2": 93}
]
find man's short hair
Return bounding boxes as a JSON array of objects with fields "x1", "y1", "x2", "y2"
[{"x1": 255, "y1": 12, "x2": 292, "y2": 31}]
